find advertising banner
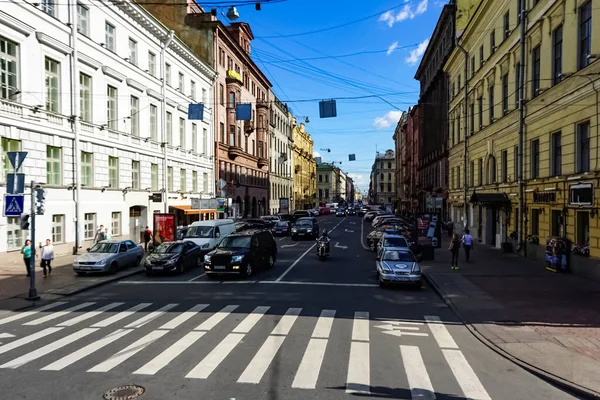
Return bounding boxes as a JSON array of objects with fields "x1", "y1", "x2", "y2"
[
  {"x1": 216, "y1": 198, "x2": 227, "y2": 212},
  {"x1": 413, "y1": 212, "x2": 442, "y2": 248},
  {"x1": 279, "y1": 198, "x2": 289, "y2": 214},
  {"x1": 153, "y1": 213, "x2": 176, "y2": 245}
]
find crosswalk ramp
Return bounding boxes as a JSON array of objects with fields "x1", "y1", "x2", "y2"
[{"x1": 0, "y1": 301, "x2": 491, "y2": 399}]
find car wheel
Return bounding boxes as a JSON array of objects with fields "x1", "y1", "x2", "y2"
[
  {"x1": 109, "y1": 262, "x2": 118, "y2": 274},
  {"x1": 268, "y1": 255, "x2": 275, "y2": 268},
  {"x1": 75, "y1": 271, "x2": 86, "y2": 277},
  {"x1": 176, "y1": 262, "x2": 184, "y2": 275},
  {"x1": 244, "y1": 263, "x2": 254, "y2": 278}
]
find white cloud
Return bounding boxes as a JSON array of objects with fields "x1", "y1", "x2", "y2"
[
  {"x1": 313, "y1": 151, "x2": 322, "y2": 159},
  {"x1": 405, "y1": 39, "x2": 430, "y2": 65},
  {"x1": 380, "y1": 1, "x2": 428, "y2": 27},
  {"x1": 386, "y1": 41, "x2": 399, "y2": 55},
  {"x1": 373, "y1": 110, "x2": 404, "y2": 129}
]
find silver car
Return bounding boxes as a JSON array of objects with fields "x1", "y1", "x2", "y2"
[
  {"x1": 376, "y1": 233, "x2": 409, "y2": 256},
  {"x1": 376, "y1": 248, "x2": 422, "y2": 288},
  {"x1": 73, "y1": 240, "x2": 144, "y2": 275}
]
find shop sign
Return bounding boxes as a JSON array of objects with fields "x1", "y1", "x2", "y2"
[
  {"x1": 279, "y1": 197, "x2": 289, "y2": 214},
  {"x1": 153, "y1": 213, "x2": 175, "y2": 244},
  {"x1": 150, "y1": 192, "x2": 162, "y2": 202},
  {"x1": 533, "y1": 191, "x2": 556, "y2": 203},
  {"x1": 227, "y1": 70, "x2": 242, "y2": 82},
  {"x1": 569, "y1": 183, "x2": 593, "y2": 206}
]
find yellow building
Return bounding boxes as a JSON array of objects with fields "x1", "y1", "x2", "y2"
[
  {"x1": 446, "y1": 0, "x2": 600, "y2": 280},
  {"x1": 292, "y1": 120, "x2": 316, "y2": 210}
]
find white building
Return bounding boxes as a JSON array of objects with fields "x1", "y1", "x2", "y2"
[
  {"x1": 0, "y1": 0, "x2": 216, "y2": 261},
  {"x1": 268, "y1": 94, "x2": 293, "y2": 215}
]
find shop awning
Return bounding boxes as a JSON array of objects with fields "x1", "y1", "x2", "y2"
[
  {"x1": 169, "y1": 205, "x2": 216, "y2": 215},
  {"x1": 469, "y1": 192, "x2": 511, "y2": 207}
]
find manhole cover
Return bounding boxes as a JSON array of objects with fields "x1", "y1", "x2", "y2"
[{"x1": 103, "y1": 385, "x2": 145, "y2": 400}]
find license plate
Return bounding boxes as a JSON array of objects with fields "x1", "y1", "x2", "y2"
[
  {"x1": 78, "y1": 266, "x2": 91, "y2": 270},
  {"x1": 214, "y1": 265, "x2": 226, "y2": 270},
  {"x1": 298, "y1": 233, "x2": 304, "y2": 235},
  {"x1": 152, "y1": 266, "x2": 163, "y2": 270}
]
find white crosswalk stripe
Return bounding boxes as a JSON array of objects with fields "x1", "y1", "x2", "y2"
[
  {"x1": 347, "y1": 311, "x2": 370, "y2": 394},
  {"x1": 401, "y1": 345, "x2": 436, "y2": 400},
  {"x1": 57, "y1": 303, "x2": 124, "y2": 327},
  {"x1": 91, "y1": 303, "x2": 152, "y2": 328},
  {"x1": 124, "y1": 303, "x2": 178, "y2": 328},
  {"x1": 0, "y1": 302, "x2": 68, "y2": 326},
  {"x1": 133, "y1": 331, "x2": 206, "y2": 376},
  {"x1": 0, "y1": 327, "x2": 64, "y2": 355},
  {"x1": 23, "y1": 302, "x2": 97, "y2": 326},
  {"x1": 158, "y1": 304, "x2": 209, "y2": 330}
]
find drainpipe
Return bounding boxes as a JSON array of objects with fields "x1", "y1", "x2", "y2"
[
  {"x1": 161, "y1": 30, "x2": 175, "y2": 213},
  {"x1": 517, "y1": 0, "x2": 527, "y2": 253},
  {"x1": 455, "y1": 43, "x2": 469, "y2": 229},
  {"x1": 69, "y1": 0, "x2": 82, "y2": 253}
]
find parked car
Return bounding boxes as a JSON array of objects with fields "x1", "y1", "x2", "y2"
[
  {"x1": 292, "y1": 217, "x2": 319, "y2": 240},
  {"x1": 376, "y1": 248, "x2": 422, "y2": 288},
  {"x1": 260, "y1": 216, "x2": 280, "y2": 227},
  {"x1": 372, "y1": 214, "x2": 395, "y2": 227},
  {"x1": 145, "y1": 241, "x2": 202, "y2": 275},
  {"x1": 376, "y1": 233, "x2": 409, "y2": 256},
  {"x1": 347, "y1": 208, "x2": 357, "y2": 216},
  {"x1": 335, "y1": 209, "x2": 346, "y2": 217},
  {"x1": 272, "y1": 220, "x2": 292, "y2": 236},
  {"x1": 307, "y1": 209, "x2": 319, "y2": 217},
  {"x1": 204, "y1": 229, "x2": 277, "y2": 278},
  {"x1": 276, "y1": 213, "x2": 293, "y2": 222},
  {"x1": 366, "y1": 230, "x2": 385, "y2": 252},
  {"x1": 73, "y1": 240, "x2": 144, "y2": 275}
]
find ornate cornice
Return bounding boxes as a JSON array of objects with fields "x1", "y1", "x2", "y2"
[
  {"x1": 35, "y1": 32, "x2": 72, "y2": 55},
  {"x1": 0, "y1": 10, "x2": 34, "y2": 36}
]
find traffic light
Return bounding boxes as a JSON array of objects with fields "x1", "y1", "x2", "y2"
[
  {"x1": 35, "y1": 187, "x2": 47, "y2": 215},
  {"x1": 20, "y1": 214, "x2": 30, "y2": 230}
]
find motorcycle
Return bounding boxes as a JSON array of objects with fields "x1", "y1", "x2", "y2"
[{"x1": 316, "y1": 238, "x2": 329, "y2": 260}]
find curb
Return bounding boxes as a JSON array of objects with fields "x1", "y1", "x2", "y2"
[
  {"x1": 423, "y1": 272, "x2": 600, "y2": 400},
  {"x1": 52, "y1": 269, "x2": 144, "y2": 297}
]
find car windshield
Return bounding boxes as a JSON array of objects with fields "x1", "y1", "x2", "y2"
[
  {"x1": 276, "y1": 221, "x2": 289, "y2": 227},
  {"x1": 384, "y1": 238, "x2": 408, "y2": 247},
  {"x1": 186, "y1": 226, "x2": 214, "y2": 238},
  {"x1": 295, "y1": 219, "x2": 312, "y2": 226},
  {"x1": 89, "y1": 243, "x2": 118, "y2": 253},
  {"x1": 383, "y1": 251, "x2": 415, "y2": 262},
  {"x1": 218, "y1": 236, "x2": 251, "y2": 248},
  {"x1": 155, "y1": 243, "x2": 183, "y2": 254}
]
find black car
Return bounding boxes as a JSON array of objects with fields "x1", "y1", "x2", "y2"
[
  {"x1": 335, "y1": 209, "x2": 346, "y2": 217},
  {"x1": 145, "y1": 241, "x2": 201, "y2": 275},
  {"x1": 292, "y1": 217, "x2": 319, "y2": 240},
  {"x1": 347, "y1": 209, "x2": 357, "y2": 216},
  {"x1": 292, "y1": 210, "x2": 310, "y2": 222},
  {"x1": 204, "y1": 230, "x2": 277, "y2": 277},
  {"x1": 272, "y1": 220, "x2": 291, "y2": 236},
  {"x1": 236, "y1": 219, "x2": 269, "y2": 232}
]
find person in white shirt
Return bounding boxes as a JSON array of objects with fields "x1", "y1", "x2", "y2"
[
  {"x1": 462, "y1": 229, "x2": 474, "y2": 262},
  {"x1": 40, "y1": 239, "x2": 55, "y2": 277}
]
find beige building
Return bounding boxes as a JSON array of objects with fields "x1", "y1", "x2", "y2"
[
  {"x1": 370, "y1": 150, "x2": 396, "y2": 206},
  {"x1": 292, "y1": 121, "x2": 316, "y2": 210},
  {"x1": 269, "y1": 94, "x2": 293, "y2": 214}
]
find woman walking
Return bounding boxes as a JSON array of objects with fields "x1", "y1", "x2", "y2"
[
  {"x1": 21, "y1": 239, "x2": 32, "y2": 276},
  {"x1": 40, "y1": 239, "x2": 55, "y2": 277},
  {"x1": 449, "y1": 233, "x2": 461, "y2": 270},
  {"x1": 462, "y1": 229, "x2": 473, "y2": 262}
]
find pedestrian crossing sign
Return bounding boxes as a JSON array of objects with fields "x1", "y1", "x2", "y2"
[{"x1": 3, "y1": 194, "x2": 24, "y2": 217}]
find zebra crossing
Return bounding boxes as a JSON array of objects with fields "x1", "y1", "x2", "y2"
[{"x1": 0, "y1": 301, "x2": 491, "y2": 399}]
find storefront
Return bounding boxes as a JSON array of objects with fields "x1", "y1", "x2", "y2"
[
  {"x1": 169, "y1": 205, "x2": 217, "y2": 227},
  {"x1": 470, "y1": 192, "x2": 512, "y2": 248}
]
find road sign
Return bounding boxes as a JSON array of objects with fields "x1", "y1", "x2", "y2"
[
  {"x1": 6, "y1": 173, "x2": 25, "y2": 194},
  {"x1": 217, "y1": 179, "x2": 227, "y2": 189},
  {"x1": 7, "y1": 152, "x2": 27, "y2": 171},
  {"x1": 3, "y1": 194, "x2": 24, "y2": 217}
]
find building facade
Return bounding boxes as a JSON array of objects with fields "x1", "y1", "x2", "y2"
[
  {"x1": 414, "y1": 1, "x2": 455, "y2": 218},
  {"x1": 292, "y1": 121, "x2": 316, "y2": 210},
  {"x1": 446, "y1": 0, "x2": 600, "y2": 280},
  {"x1": 0, "y1": 0, "x2": 215, "y2": 261},
  {"x1": 393, "y1": 112, "x2": 410, "y2": 211},
  {"x1": 269, "y1": 94, "x2": 293, "y2": 214},
  {"x1": 370, "y1": 150, "x2": 396, "y2": 206},
  {"x1": 317, "y1": 163, "x2": 333, "y2": 204}
]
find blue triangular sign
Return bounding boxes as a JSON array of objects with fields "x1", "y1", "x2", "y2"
[
  {"x1": 7, "y1": 152, "x2": 27, "y2": 171},
  {"x1": 188, "y1": 104, "x2": 205, "y2": 120},
  {"x1": 6, "y1": 197, "x2": 22, "y2": 213}
]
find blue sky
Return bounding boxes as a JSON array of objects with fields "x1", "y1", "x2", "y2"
[{"x1": 217, "y1": 0, "x2": 443, "y2": 195}]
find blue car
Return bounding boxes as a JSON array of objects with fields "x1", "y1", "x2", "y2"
[{"x1": 272, "y1": 221, "x2": 291, "y2": 236}]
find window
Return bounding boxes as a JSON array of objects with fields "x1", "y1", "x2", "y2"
[
  {"x1": 576, "y1": 122, "x2": 590, "y2": 173},
  {"x1": 202, "y1": 88, "x2": 207, "y2": 105},
  {"x1": 128, "y1": 38, "x2": 137, "y2": 65},
  {"x1": 530, "y1": 139, "x2": 540, "y2": 179},
  {"x1": 179, "y1": 117, "x2": 186, "y2": 149},
  {"x1": 148, "y1": 52, "x2": 156, "y2": 76},
  {"x1": 81, "y1": 151, "x2": 93, "y2": 187},
  {"x1": 130, "y1": 96, "x2": 139, "y2": 136},
  {"x1": 220, "y1": 123, "x2": 225, "y2": 143},
  {"x1": 45, "y1": 57, "x2": 60, "y2": 113},
  {"x1": 551, "y1": 132, "x2": 562, "y2": 176},
  {"x1": 107, "y1": 85, "x2": 118, "y2": 130},
  {"x1": 150, "y1": 104, "x2": 157, "y2": 141},
  {"x1": 80, "y1": 73, "x2": 92, "y2": 122},
  {"x1": 192, "y1": 170, "x2": 198, "y2": 192},
  {"x1": 104, "y1": 22, "x2": 115, "y2": 52},
  {"x1": 84, "y1": 213, "x2": 96, "y2": 240},
  {"x1": 51, "y1": 215, "x2": 64, "y2": 244},
  {"x1": 515, "y1": 62, "x2": 521, "y2": 108},
  {"x1": 168, "y1": 167, "x2": 173, "y2": 191},
  {"x1": 490, "y1": 30, "x2": 496, "y2": 54},
  {"x1": 130, "y1": 160, "x2": 140, "y2": 190},
  {"x1": 202, "y1": 128, "x2": 207, "y2": 155},
  {"x1": 470, "y1": 104, "x2": 474, "y2": 134},
  {"x1": 1, "y1": 138, "x2": 20, "y2": 182},
  {"x1": 165, "y1": 63, "x2": 171, "y2": 86},
  {"x1": 532, "y1": 45, "x2": 541, "y2": 97},
  {"x1": 191, "y1": 81, "x2": 196, "y2": 100},
  {"x1": 203, "y1": 172, "x2": 208, "y2": 193},
  {"x1": 577, "y1": 211, "x2": 590, "y2": 245},
  {"x1": 7, "y1": 217, "x2": 25, "y2": 250},
  {"x1": 166, "y1": 112, "x2": 173, "y2": 144},
  {"x1": 457, "y1": 74, "x2": 461, "y2": 90},
  {"x1": 488, "y1": 85, "x2": 495, "y2": 122},
  {"x1": 229, "y1": 125, "x2": 235, "y2": 146},
  {"x1": 479, "y1": 45, "x2": 484, "y2": 68},
  {"x1": 502, "y1": 74, "x2": 509, "y2": 115},
  {"x1": 228, "y1": 91, "x2": 236, "y2": 108},
  {"x1": 219, "y1": 84, "x2": 224, "y2": 106},
  {"x1": 108, "y1": 156, "x2": 119, "y2": 188},
  {"x1": 531, "y1": 209, "x2": 540, "y2": 236},
  {"x1": 151, "y1": 163, "x2": 158, "y2": 191},
  {"x1": 325, "y1": 189, "x2": 329, "y2": 198},
  {"x1": 77, "y1": 4, "x2": 89, "y2": 36},
  {"x1": 46, "y1": 146, "x2": 61, "y2": 185},
  {"x1": 0, "y1": 37, "x2": 19, "y2": 100},
  {"x1": 578, "y1": 1, "x2": 592, "y2": 70},
  {"x1": 178, "y1": 72, "x2": 184, "y2": 92},
  {"x1": 180, "y1": 169, "x2": 186, "y2": 192},
  {"x1": 552, "y1": 25, "x2": 563, "y2": 85},
  {"x1": 503, "y1": 11, "x2": 510, "y2": 39},
  {"x1": 470, "y1": 160, "x2": 475, "y2": 187},
  {"x1": 191, "y1": 123, "x2": 197, "y2": 153},
  {"x1": 41, "y1": 0, "x2": 56, "y2": 16},
  {"x1": 551, "y1": 209, "x2": 562, "y2": 236},
  {"x1": 111, "y1": 212, "x2": 121, "y2": 236},
  {"x1": 478, "y1": 158, "x2": 483, "y2": 186},
  {"x1": 501, "y1": 150, "x2": 508, "y2": 183},
  {"x1": 319, "y1": 188, "x2": 323, "y2": 198},
  {"x1": 478, "y1": 96, "x2": 483, "y2": 128},
  {"x1": 457, "y1": 166, "x2": 461, "y2": 188}
]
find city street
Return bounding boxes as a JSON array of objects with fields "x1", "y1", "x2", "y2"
[{"x1": 0, "y1": 215, "x2": 575, "y2": 399}]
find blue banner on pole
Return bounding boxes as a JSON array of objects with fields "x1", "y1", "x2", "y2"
[
  {"x1": 319, "y1": 100, "x2": 337, "y2": 118},
  {"x1": 6, "y1": 173, "x2": 25, "y2": 194},
  {"x1": 188, "y1": 104, "x2": 205, "y2": 120},
  {"x1": 235, "y1": 104, "x2": 252, "y2": 121}
]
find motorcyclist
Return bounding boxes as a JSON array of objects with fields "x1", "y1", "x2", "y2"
[{"x1": 317, "y1": 229, "x2": 331, "y2": 255}]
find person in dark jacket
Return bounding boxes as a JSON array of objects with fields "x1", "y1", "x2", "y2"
[
  {"x1": 143, "y1": 226, "x2": 152, "y2": 251},
  {"x1": 449, "y1": 233, "x2": 461, "y2": 270}
]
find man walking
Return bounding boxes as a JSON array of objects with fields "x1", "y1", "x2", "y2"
[
  {"x1": 462, "y1": 229, "x2": 474, "y2": 262},
  {"x1": 143, "y1": 226, "x2": 152, "y2": 251},
  {"x1": 449, "y1": 233, "x2": 461, "y2": 270},
  {"x1": 94, "y1": 225, "x2": 106, "y2": 244},
  {"x1": 40, "y1": 239, "x2": 54, "y2": 277}
]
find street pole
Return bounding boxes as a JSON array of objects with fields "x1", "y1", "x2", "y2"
[
  {"x1": 161, "y1": 30, "x2": 175, "y2": 213},
  {"x1": 28, "y1": 180, "x2": 39, "y2": 301},
  {"x1": 70, "y1": 0, "x2": 82, "y2": 254},
  {"x1": 455, "y1": 43, "x2": 469, "y2": 230},
  {"x1": 517, "y1": 0, "x2": 526, "y2": 253}
]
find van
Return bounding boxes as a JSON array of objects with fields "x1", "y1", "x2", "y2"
[{"x1": 184, "y1": 219, "x2": 236, "y2": 254}]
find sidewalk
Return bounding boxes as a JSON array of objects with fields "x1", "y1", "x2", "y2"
[
  {"x1": 0, "y1": 253, "x2": 144, "y2": 314},
  {"x1": 423, "y1": 240, "x2": 600, "y2": 399}
]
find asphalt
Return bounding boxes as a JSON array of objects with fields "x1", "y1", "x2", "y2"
[{"x1": 0, "y1": 215, "x2": 576, "y2": 400}]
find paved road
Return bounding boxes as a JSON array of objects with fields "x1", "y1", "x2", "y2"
[{"x1": 0, "y1": 215, "x2": 575, "y2": 399}]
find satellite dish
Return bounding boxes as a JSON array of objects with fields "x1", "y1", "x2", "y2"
[{"x1": 226, "y1": 6, "x2": 240, "y2": 20}]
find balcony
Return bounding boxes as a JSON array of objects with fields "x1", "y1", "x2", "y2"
[
  {"x1": 244, "y1": 120, "x2": 255, "y2": 133},
  {"x1": 256, "y1": 99, "x2": 269, "y2": 110},
  {"x1": 257, "y1": 157, "x2": 268, "y2": 168},
  {"x1": 228, "y1": 146, "x2": 244, "y2": 160}
]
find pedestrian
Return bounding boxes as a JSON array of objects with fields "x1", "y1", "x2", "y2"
[
  {"x1": 462, "y1": 228, "x2": 474, "y2": 262},
  {"x1": 21, "y1": 239, "x2": 32, "y2": 277},
  {"x1": 143, "y1": 226, "x2": 152, "y2": 251},
  {"x1": 449, "y1": 233, "x2": 461, "y2": 270},
  {"x1": 104, "y1": 227, "x2": 111, "y2": 240},
  {"x1": 40, "y1": 239, "x2": 54, "y2": 277},
  {"x1": 94, "y1": 225, "x2": 106, "y2": 244},
  {"x1": 447, "y1": 220, "x2": 454, "y2": 238}
]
